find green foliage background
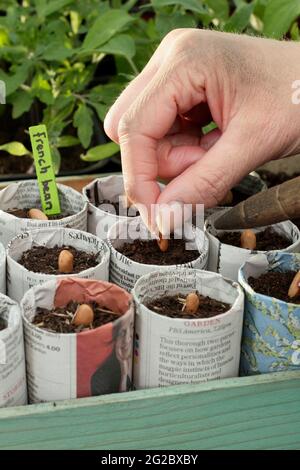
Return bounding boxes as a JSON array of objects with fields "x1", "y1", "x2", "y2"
[{"x1": 0, "y1": 0, "x2": 299, "y2": 170}]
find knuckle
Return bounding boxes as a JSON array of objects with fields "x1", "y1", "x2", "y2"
[
  {"x1": 195, "y1": 171, "x2": 228, "y2": 206},
  {"x1": 168, "y1": 29, "x2": 208, "y2": 67},
  {"x1": 163, "y1": 28, "x2": 188, "y2": 44},
  {"x1": 170, "y1": 30, "x2": 196, "y2": 55},
  {"x1": 118, "y1": 113, "x2": 132, "y2": 140}
]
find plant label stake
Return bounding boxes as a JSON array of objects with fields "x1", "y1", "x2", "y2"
[{"x1": 29, "y1": 124, "x2": 61, "y2": 216}]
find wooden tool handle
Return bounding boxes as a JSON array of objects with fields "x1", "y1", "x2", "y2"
[{"x1": 214, "y1": 176, "x2": 300, "y2": 230}]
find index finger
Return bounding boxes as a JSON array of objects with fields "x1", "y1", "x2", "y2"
[
  {"x1": 104, "y1": 29, "x2": 190, "y2": 143},
  {"x1": 118, "y1": 54, "x2": 205, "y2": 230}
]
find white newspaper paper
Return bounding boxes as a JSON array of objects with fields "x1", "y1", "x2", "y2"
[
  {"x1": 132, "y1": 269, "x2": 244, "y2": 389},
  {"x1": 205, "y1": 210, "x2": 300, "y2": 281},
  {"x1": 7, "y1": 228, "x2": 110, "y2": 302},
  {"x1": 83, "y1": 175, "x2": 165, "y2": 239},
  {"x1": 0, "y1": 293, "x2": 27, "y2": 407},
  {"x1": 108, "y1": 218, "x2": 209, "y2": 292},
  {"x1": 83, "y1": 175, "x2": 140, "y2": 238},
  {"x1": 0, "y1": 181, "x2": 88, "y2": 247},
  {"x1": 22, "y1": 278, "x2": 134, "y2": 403},
  {"x1": 0, "y1": 242, "x2": 5, "y2": 294},
  {"x1": 22, "y1": 283, "x2": 76, "y2": 403}
]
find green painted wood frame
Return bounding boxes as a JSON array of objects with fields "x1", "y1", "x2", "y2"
[{"x1": 0, "y1": 371, "x2": 299, "y2": 450}]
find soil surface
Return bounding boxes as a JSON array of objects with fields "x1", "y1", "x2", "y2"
[
  {"x1": 248, "y1": 271, "x2": 300, "y2": 304},
  {"x1": 145, "y1": 292, "x2": 230, "y2": 319},
  {"x1": 19, "y1": 245, "x2": 99, "y2": 274},
  {"x1": 0, "y1": 318, "x2": 7, "y2": 331},
  {"x1": 118, "y1": 237, "x2": 200, "y2": 265},
  {"x1": 32, "y1": 301, "x2": 121, "y2": 333},
  {"x1": 97, "y1": 199, "x2": 139, "y2": 217},
  {"x1": 218, "y1": 227, "x2": 290, "y2": 250},
  {"x1": 6, "y1": 208, "x2": 72, "y2": 220}
]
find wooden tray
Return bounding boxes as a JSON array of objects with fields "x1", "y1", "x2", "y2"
[
  {"x1": 0, "y1": 371, "x2": 299, "y2": 450},
  {"x1": 0, "y1": 175, "x2": 299, "y2": 450}
]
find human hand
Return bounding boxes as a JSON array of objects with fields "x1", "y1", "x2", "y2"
[{"x1": 104, "y1": 29, "x2": 300, "y2": 232}]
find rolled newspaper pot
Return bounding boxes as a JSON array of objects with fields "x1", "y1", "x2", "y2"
[
  {"x1": 239, "y1": 252, "x2": 300, "y2": 376},
  {"x1": 21, "y1": 277, "x2": 134, "y2": 403},
  {"x1": 0, "y1": 293, "x2": 27, "y2": 407},
  {"x1": 132, "y1": 268, "x2": 244, "y2": 389},
  {"x1": 205, "y1": 209, "x2": 300, "y2": 281},
  {"x1": 83, "y1": 175, "x2": 140, "y2": 238},
  {"x1": 0, "y1": 181, "x2": 88, "y2": 247},
  {"x1": 0, "y1": 242, "x2": 5, "y2": 294},
  {"x1": 107, "y1": 218, "x2": 209, "y2": 292},
  {"x1": 7, "y1": 228, "x2": 110, "y2": 302},
  {"x1": 83, "y1": 175, "x2": 164, "y2": 239}
]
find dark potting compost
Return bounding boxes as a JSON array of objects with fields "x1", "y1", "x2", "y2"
[
  {"x1": 19, "y1": 245, "x2": 98, "y2": 274},
  {"x1": 218, "y1": 227, "x2": 290, "y2": 250},
  {"x1": 6, "y1": 208, "x2": 72, "y2": 220},
  {"x1": 248, "y1": 271, "x2": 300, "y2": 304},
  {"x1": 145, "y1": 292, "x2": 230, "y2": 319},
  {"x1": 32, "y1": 301, "x2": 121, "y2": 333},
  {"x1": 118, "y1": 237, "x2": 200, "y2": 265},
  {"x1": 97, "y1": 199, "x2": 139, "y2": 217}
]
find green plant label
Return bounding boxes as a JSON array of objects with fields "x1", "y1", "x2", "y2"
[{"x1": 29, "y1": 124, "x2": 61, "y2": 216}]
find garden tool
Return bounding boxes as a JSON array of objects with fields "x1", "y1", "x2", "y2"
[{"x1": 214, "y1": 176, "x2": 300, "y2": 230}]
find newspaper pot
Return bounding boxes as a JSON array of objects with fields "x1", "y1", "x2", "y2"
[
  {"x1": 7, "y1": 228, "x2": 110, "y2": 303},
  {"x1": 0, "y1": 293, "x2": 27, "y2": 407},
  {"x1": 0, "y1": 180, "x2": 88, "y2": 247},
  {"x1": 239, "y1": 252, "x2": 300, "y2": 376},
  {"x1": 107, "y1": 218, "x2": 209, "y2": 292},
  {"x1": 205, "y1": 210, "x2": 300, "y2": 282},
  {"x1": 82, "y1": 175, "x2": 138, "y2": 238},
  {"x1": 83, "y1": 175, "x2": 164, "y2": 239},
  {"x1": 21, "y1": 277, "x2": 134, "y2": 404},
  {"x1": 0, "y1": 242, "x2": 5, "y2": 294},
  {"x1": 132, "y1": 268, "x2": 244, "y2": 389}
]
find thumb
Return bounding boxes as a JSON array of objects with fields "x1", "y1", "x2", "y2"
[{"x1": 156, "y1": 127, "x2": 259, "y2": 230}]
